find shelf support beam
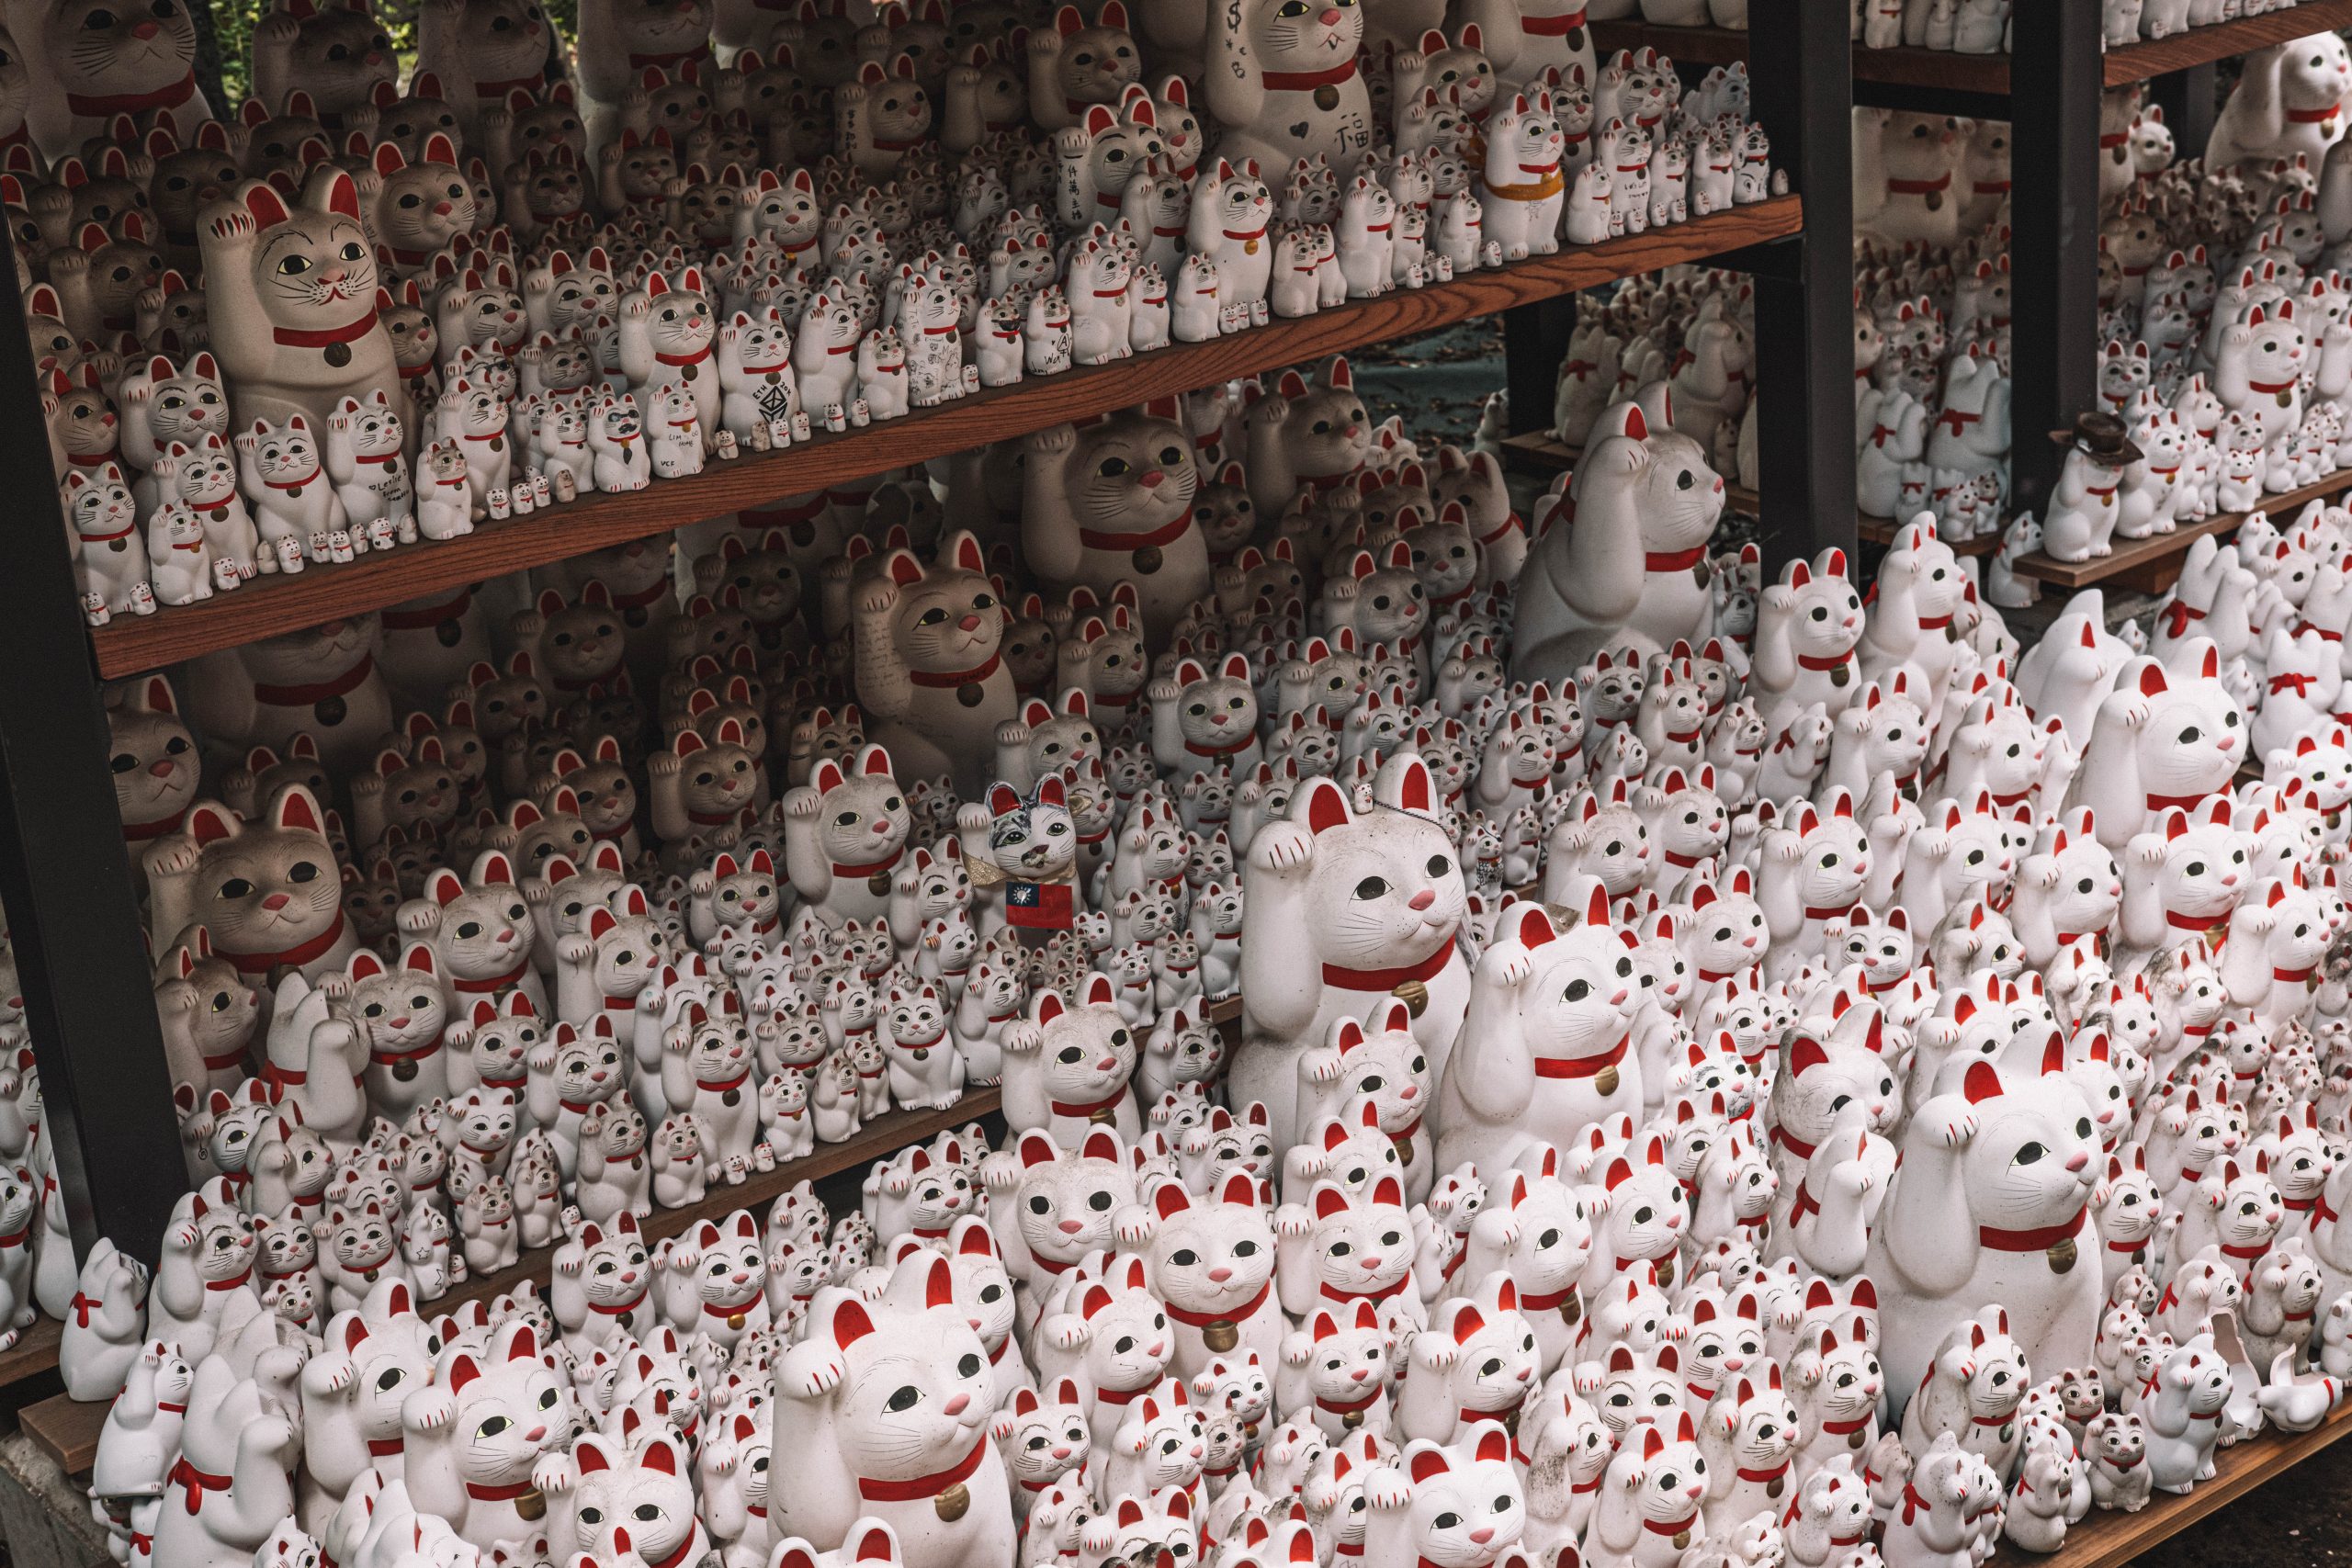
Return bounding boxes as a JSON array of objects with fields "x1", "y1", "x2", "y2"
[
  {"x1": 1503, "y1": 295, "x2": 1576, "y2": 437},
  {"x1": 1749, "y1": 0, "x2": 1856, "y2": 570},
  {"x1": 2008, "y1": 0, "x2": 2102, "y2": 518},
  {"x1": 0, "y1": 237, "x2": 187, "y2": 1265}
]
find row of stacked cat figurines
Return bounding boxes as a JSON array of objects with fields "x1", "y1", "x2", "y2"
[
  {"x1": 27, "y1": 6, "x2": 1774, "y2": 618},
  {"x1": 57, "y1": 513, "x2": 2352, "y2": 1566},
  {"x1": 64, "y1": 866, "x2": 2352, "y2": 1568}
]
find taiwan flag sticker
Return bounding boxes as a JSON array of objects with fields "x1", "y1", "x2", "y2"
[{"x1": 1007, "y1": 880, "x2": 1075, "y2": 931}]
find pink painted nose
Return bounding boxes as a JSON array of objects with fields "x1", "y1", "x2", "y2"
[
  {"x1": 1060, "y1": 1220, "x2": 1084, "y2": 1234},
  {"x1": 1471, "y1": 1528, "x2": 1495, "y2": 1545},
  {"x1": 433, "y1": 200, "x2": 454, "y2": 216},
  {"x1": 1209, "y1": 1265, "x2": 1233, "y2": 1281},
  {"x1": 1138, "y1": 469, "x2": 1163, "y2": 488},
  {"x1": 2065, "y1": 1151, "x2": 2090, "y2": 1172},
  {"x1": 522, "y1": 1425, "x2": 547, "y2": 1442},
  {"x1": 1399, "y1": 1084, "x2": 1418, "y2": 1100},
  {"x1": 388, "y1": 1016, "x2": 411, "y2": 1031},
  {"x1": 959, "y1": 614, "x2": 982, "y2": 630},
  {"x1": 149, "y1": 760, "x2": 174, "y2": 777},
  {"x1": 1408, "y1": 888, "x2": 1434, "y2": 910},
  {"x1": 1610, "y1": 988, "x2": 1630, "y2": 1007},
  {"x1": 262, "y1": 894, "x2": 290, "y2": 911},
  {"x1": 131, "y1": 18, "x2": 157, "y2": 36},
  {"x1": 942, "y1": 1392, "x2": 968, "y2": 1416}
]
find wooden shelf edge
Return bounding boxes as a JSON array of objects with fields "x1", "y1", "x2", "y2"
[
  {"x1": 2049, "y1": 1402, "x2": 2352, "y2": 1568},
  {"x1": 2103, "y1": 0, "x2": 2352, "y2": 85},
  {"x1": 2013, "y1": 466, "x2": 2352, "y2": 591},
  {"x1": 1850, "y1": 41, "x2": 2009, "y2": 95},
  {"x1": 1587, "y1": 18, "x2": 1751, "y2": 67},
  {"x1": 0, "y1": 1317, "x2": 61, "y2": 1397},
  {"x1": 83, "y1": 198, "x2": 1802, "y2": 681}
]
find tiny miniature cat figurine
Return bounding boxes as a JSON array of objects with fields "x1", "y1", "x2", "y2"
[
  {"x1": 322, "y1": 389, "x2": 413, "y2": 538},
  {"x1": 235, "y1": 413, "x2": 346, "y2": 563}
]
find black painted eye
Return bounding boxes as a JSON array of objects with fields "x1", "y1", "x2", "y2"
[
  {"x1": 887, "y1": 1385, "x2": 921, "y2": 1411},
  {"x1": 2015, "y1": 1142, "x2": 2046, "y2": 1166},
  {"x1": 1353, "y1": 876, "x2": 1388, "y2": 899}
]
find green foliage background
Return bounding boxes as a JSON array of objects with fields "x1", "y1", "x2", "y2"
[{"x1": 196, "y1": 0, "x2": 580, "y2": 111}]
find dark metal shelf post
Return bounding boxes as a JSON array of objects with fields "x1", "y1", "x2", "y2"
[
  {"x1": 2008, "y1": 0, "x2": 2102, "y2": 517},
  {"x1": 0, "y1": 233, "x2": 189, "y2": 1265},
  {"x1": 1750, "y1": 0, "x2": 1858, "y2": 569}
]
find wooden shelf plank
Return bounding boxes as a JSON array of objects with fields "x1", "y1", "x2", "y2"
[
  {"x1": 1496, "y1": 430, "x2": 1763, "y2": 513},
  {"x1": 1585, "y1": 21, "x2": 2010, "y2": 96},
  {"x1": 1850, "y1": 41, "x2": 2010, "y2": 95},
  {"x1": 2103, "y1": 0, "x2": 2352, "y2": 85},
  {"x1": 1587, "y1": 18, "x2": 1752, "y2": 67},
  {"x1": 2012, "y1": 467, "x2": 2352, "y2": 592},
  {"x1": 1856, "y1": 512, "x2": 2000, "y2": 556},
  {"x1": 2049, "y1": 1402, "x2": 2352, "y2": 1568},
  {"x1": 0, "y1": 1318, "x2": 60, "y2": 1396},
  {"x1": 83, "y1": 198, "x2": 1802, "y2": 682}
]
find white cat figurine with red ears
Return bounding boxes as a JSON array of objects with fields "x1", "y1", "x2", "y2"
[
  {"x1": 198, "y1": 170, "x2": 405, "y2": 431},
  {"x1": 1148, "y1": 652, "x2": 1263, "y2": 776},
  {"x1": 1866, "y1": 1032, "x2": 2104, "y2": 1427},
  {"x1": 403, "y1": 850, "x2": 548, "y2": 1014},
  {"x1": 1236, "y1": 752, "x2": 1471, "y2": 1148},
  {"x1": 782, "y1": 742, "x2": 911, "y2": 932},
  {"x1": 147, "y1": 1356, "x2": 299, "y2": 1568},
  {"x1": 1001, "y1": 973, "x2": 1140, "y2": 1143},
  {"x1": 1436, "y1": 892, "x2": 1640, "y2": 1177},
  {"x1": 144, "y1": 784, "x2": 359, "y2": 995},
  {"x1": 397, "y1": 1317, "x2": 570, "y2": 1551},
  {"x1": 2066, "y1": 641, "x2": 2246, "y2": 851},
  {"x1": 1022, "y1": 401, "x2": 1210, "y2": 639},
  {"x1": 854, "y1": 533, "x2": 1017, "y2": 795},
  {"x1": 1202, "y1": 0, "x2": 1373, "y2": 179},
  {"x1": 1481, "y1": 89, "x2": 1567, "y2": 261},
  {"x1": 1138, "y1": 1171, "x2": 1283, "y2": 1378},
  {"x1": 770, "y1": 1250, "x2": 1013, "y2": 1567},
  {"x1": 1511, "y1": 400, "x2": 1724, "y2": 678}
]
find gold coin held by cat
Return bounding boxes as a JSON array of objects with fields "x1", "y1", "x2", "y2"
[
  {"x1": 957, "y1": 683, "x2": 985, "y2": 708},
  {"x1": 682, "y1": 362, "x2": 699, "y2": 381},
  {"x1": 393, "y1": 1059, "x2": 418, "y2": 1082},
  {"x1": 1654, "y1": 1254, "x2": 1676, "y2": 1288},
  {"x1": 1768, "y1": 1475, "x2": 1785, "y2": 1500},
  {"x1": 1849, "y1": 1428, "x2": 1866, "y2": 1450},
  {"x1": 1560, "y1": 1296, "x2": 1581, "y2": 1326},
  {"x1": 729, "y1": 1311, "x2": 746, "y2": 1330},
  {"x1": 515, "y1": 1488, "x2": 547, "y2": 1522},
  {"x1": 1673, "y1": 1529, "x2": 1691, "y2": 1550},
  {"x1": 868, "y1": 872, "x2": 894, "y2": 896},
  {"x1": 1392, "y1": 1134, "x2": 1415, "y2": 1166},
  {"x1": 324, "y1": 342, "x2": 351, "y2": 368},
  {"x1": 1204, "y1": 1319, "x2": 1238, "y2": 1353},
  {"x1": 1830, "y1": 662, "x2": 1849, "y2": 688},
  {"x1": 1089, "y1": 1104, "x2": 1119, "y2": 1126},
  {"x1": 1392, "y1": 979, "x2": 1428, "y2": 1016},
  {"x1": 934, "y1": 1483, "x2": 970, "y2": 1523},
  {"x1": 723, "y1": 1088, "x2": 741, "y2": 1107},
  {"x1": 2047, "y1": 1236, "x2": 2077, "y2": 1274},
  {"x1": 1342, "y1": 1408, "x2": 1364, "y2": 1429},
  {"x1": 1133, "y1": 545, "x2": 1162, "y2": 574},
  {"x1": 1594, "y1": 1064, "x2": 1620, "y2": 1097},
  {"x1": 1924, "y1": 189, "x2": 1942, "y2": 211},
  {"x1": 1315, "y1": 85, "x2": 1340, "y2": 110}
]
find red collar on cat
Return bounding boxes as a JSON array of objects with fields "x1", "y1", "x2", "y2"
[
  {"x1": 1322, "y1": 934, "x2": 1454, "y2": 992},
  {"x1": 1080, "y1": 514, "x2": 1193, "y2": 553},
  {"x1": 452, "y1": 954, "x2": 532, "y2": 993},
  {"x1": 223, "y1": 908, "x2": 348, "y2": 976},
  {"x1": 274, "y1": 309, "x2": 380, "y2": 350},
  {"x1": 832, "y1": 841, "x2": 903, "y2": 878},
  {"x1": 1263, "y1": 58, "x2": 1358, "y2": 92},
  {"x1": 854, "y1": 1431, "x2": 989, "y2": 1503},
  {"x1": 1532, "y1": 1033, "x2": 1626, "y2": 1081},
  {"x1": 910, "y1": 651, "x2": 1001, "y2": 688},
  {"x1": 656, "y1": 343, "x2": 713, "y2": 367},
  {"x1": 1520, "y1": 5, "x2": 1586, "y2": 30},
  {"x1": 67, "y1": 71, "x2": 198, "y2": 116},
  {"x1": 168, "y1": 1456, "x2": 233, "y2": 1511},
  {"x1": 1976, "y1": 1206, "x2": 2085, "y2": 1254},
  {"x1": 1163, "y1": 1279, "x2": 1271, "y2": 1330},
  {"x1": 253, "y1": 652, "x2": 374, "y2": 707}
]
